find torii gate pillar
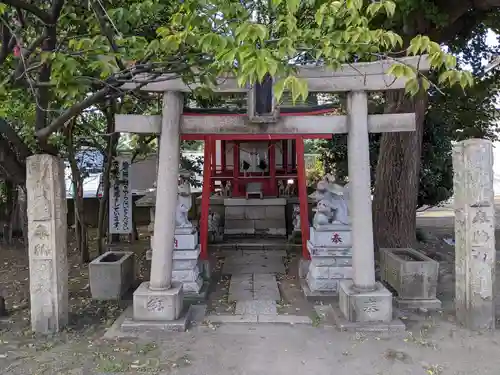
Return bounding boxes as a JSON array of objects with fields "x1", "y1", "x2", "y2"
[{"x1": 132, "y1": 91, "x2": 185, "y2": 323}]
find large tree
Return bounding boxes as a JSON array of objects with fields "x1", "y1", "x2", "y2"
[
  {"x1": 0, "y1": 0, "x2": 479, "y2": 251},
  {"x1": 372, "y1": 1, "x2": 500, "y2": 248}
]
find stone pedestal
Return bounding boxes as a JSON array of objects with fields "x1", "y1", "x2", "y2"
[
  {"x1": 339, "y1": 280, "x2": 392, "y2": 322},
  {"x1": 305, "y1": 224, "x2": 353, "y2": 294},
  {"x1": 453, "y1": 139, "x2": 496, "y2": 330},
  {"x1": 133, "y1": 281, "x2": 183, "y2": 321},
  {"x1": 224, "y1": 198, "x2": 286, "y2": 236},
  {"x1": 172, "y1": 227, "x2": 203, "y2": 294},
  {"x1": 26, "y1": 154, "x2": 68, "y2": 333}
]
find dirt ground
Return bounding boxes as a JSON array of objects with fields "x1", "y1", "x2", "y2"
[{"x1": 0, "y1": 221, "x2": 499, "y2": 374}]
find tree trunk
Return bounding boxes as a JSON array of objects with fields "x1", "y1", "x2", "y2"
[
  {"x1": 18, "y1": 186, "x2": 28, "y2": 247},
  {"x1": 372, "y1": 89, "x2": 427, "y2": 249},
  {"x1": 66, "y1": 120, "x2": 90, "y2": 264},
  {"x1": 1, "y1": 180, "x2": 14, "y2": 245},
  {"x1": 97, "y1": 101, "x2": 119, "y2": 254}
]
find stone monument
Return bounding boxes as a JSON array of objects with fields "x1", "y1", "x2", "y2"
[
  {"x1": 305, "y1": 178, "x2": 353, "y2": 294},
  {"x1": 453, "y1": 139, "x2": 496, "y2": 330},
  {"x1": 26, "y1": 154, "x2": 68, "y2": 333}
]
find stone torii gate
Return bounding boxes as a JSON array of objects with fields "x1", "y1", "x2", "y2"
[{"x1": 116, "y1": 55, "x2": 430, "y2": 329}]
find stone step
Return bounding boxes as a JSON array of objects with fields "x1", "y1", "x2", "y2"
[
  {"x1": 253, "y1": 274, "x2": 280, "y2": 301},
  {"x1": 228, "y1": 274, "x2": 253, "y2": 302},
  {"x1": 235, "y1": 300, "x2": 278, "y2": 315}
]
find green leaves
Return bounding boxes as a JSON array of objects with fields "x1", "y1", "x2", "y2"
[{"x1": 273, "y1": 76, "x2": 308, "y2": 103}]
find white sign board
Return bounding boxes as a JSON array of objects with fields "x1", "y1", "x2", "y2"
[{"x1": 109, "y1": 156, "x2": 132, "y2": 234}]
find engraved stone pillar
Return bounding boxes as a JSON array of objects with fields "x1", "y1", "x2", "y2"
[
  {"x1": 453, "y1": 139, "x2": 496, "y2": 330},
  {"x1": 26, "y1": 154, "x2": 68, "y2": 333},
  {"x1": 133, "y1": 91, "x2": 185, "y2": 322}
]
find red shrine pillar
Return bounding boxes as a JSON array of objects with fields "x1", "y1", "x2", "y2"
[
  {"x1": 282, "y1": 139, "x2": 288, "y2": 173},
  {"x1": 210, "y1": 138, "x2": 216, "y2": 192},
  {"x1": 269, "y1": 141, "x2": 276, "y2": 195},
  {"x1": 221, "y1": 140, "x2": 226, "y2": 173},
  {"x1": 200, "y1": 136, "x2": 212, "y2": 260},
  {"x1": 233, "y1": 141, "x2": 240, "y2": 196},
  {"x1": 296, "y1": 136, "x2": 310, "y2": 259}
]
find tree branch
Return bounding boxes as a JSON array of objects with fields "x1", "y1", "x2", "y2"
[
  {"x1": 90, "y1": 0, "x2": 126, "y2": 71},
  {"x1": 36, "y1": 87, "x2": 111, "y2": 141},
  {"x1": 0, "y1": 0, "x2": 52, "y2": 24},
  {"x1": 0, "y1": 118, "x2": 31, "y2": 162}
]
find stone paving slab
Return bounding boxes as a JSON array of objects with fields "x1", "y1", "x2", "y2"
[
  {"x1": 315, "y1": 304, "x2": 406, "y2": 333},
  {"x1": 222, "y1": 254, "x2": 285, "y2": 274},
  {"x1": 206, "y1": 314, "x2": 258, "y2": 323},
  {"x1": 228, "y1": 274, "x2": 253, "y2": 302},
  {"x1": 235, "y1": 300, "x2": 278, "y2": 315},
  {"x1": 204, "y1": 313, "x2": 312, "y2": 325},
  {"x1": 257, "y1": 315, "x2": 312, "y2": 324},
  {"x1": 253, "y1": 274, "x2": 280, "y2": 301},
  {"x1": 241, "y1": 250, "x2": 287, "y2": 257}
]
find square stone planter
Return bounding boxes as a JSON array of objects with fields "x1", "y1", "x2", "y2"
[
  {"x1": 380, "y1": 248, "x2": 441, "y2": 309},
  {"x1": 89, "y1": 251, "x2": 135, "y2": 300}
]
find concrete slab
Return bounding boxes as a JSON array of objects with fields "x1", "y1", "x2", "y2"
[
  {"x1": 224, "y1": 263, "x2": 286, "y2": 274},
  {"x1": 257, "y1": 315, "x2": 312, "y2": 324},
  {"x1": 223, "y1": 254, "x2": 285, "y2": 274},
  {"x1": 206, "y1": 314, "x2": 258, "y2": 323},
  {"x1": 103, "y1": 305, "x2": 195, "y2": 339},
  {"x1": 318, "y1": 304, "x2": 406, "y2": 333},
  {"x1": 254, "y1": 274, "x2": 280, "y2": 301},
  {"x1": 235, "y1": 300, "x2": 278, "y2": 315},
  {"x1": 396, "y1": 298, "x2": 442, "y2": 310},
  {"x1": 228, "y1": 274, "x2": 253, "y2": 302}
]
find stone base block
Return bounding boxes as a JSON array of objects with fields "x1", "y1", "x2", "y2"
[
  {"x1": 173, "y1": 247, "x2": 201, "y2": 260},
  {"x1": 323, "y1": 304, "x2": 406, "y2": 333},
  {"x1": 133, "y1": 282, "x2": 183, "y2": 321},
  {"x1": 173, "y1": 259, "x2": 199, "y2": 270},
  {"x1": 180, "y1": 275, "x2": 203, "y2": 294},
  {"x1": 172, "y1": 267, "x2": 200, "y2": 283},
  {"x1": 396, "y1": 298, "x2": 442, "y2": 310},
  {"x1": 301, "y1": 279, "x2": 339, "y2": 301},
  {"x1": 307, "y1": 241, "x2": 352, "y2": 258},
  {"x1": 104, "y1": 305, "x2": 193, "y2": 337},
  {"x1": 308, "y1": 265, "x2": 353, "y2": 279},
  {"x1": 174, "y1": 232, "x2": 198, "y2": 250},
  {"x1": 309, "y1": 225, "x2": 352, "y2": 248},
  {"x1": 183, "y1": 281, "x2": 210, "y2": 303},
  {"x1": 339, "y1": 280, "x2": 393, "y2": 323},
  {"x1": 306, "y1": 274, "x2": 339, "y2": 293}
]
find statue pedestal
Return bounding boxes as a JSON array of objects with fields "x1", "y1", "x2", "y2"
[
  {"x1": 305, "y1": 224, "x2": 353, "y2": 294},
  {"x1": 150, "y1": 228, "x2": 202, "y2": 294},
  {"x1": 171, "y1": 228, "x2": 203, "y2": 294}
]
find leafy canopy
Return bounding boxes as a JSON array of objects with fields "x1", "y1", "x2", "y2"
[{"x1": 148, "y1": 0, "x2": 473, "y2": 101}]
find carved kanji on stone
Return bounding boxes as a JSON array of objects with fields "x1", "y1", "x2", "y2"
[
  {"x1": 363, "y1": 297, "x2": 379, "y2": 314},
  {"x1": 146, "y1": 297, "x2": 165, "y2": 312},
  {"x1": 331, "y1": 233, "x2": 343, "y2": 244}
]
